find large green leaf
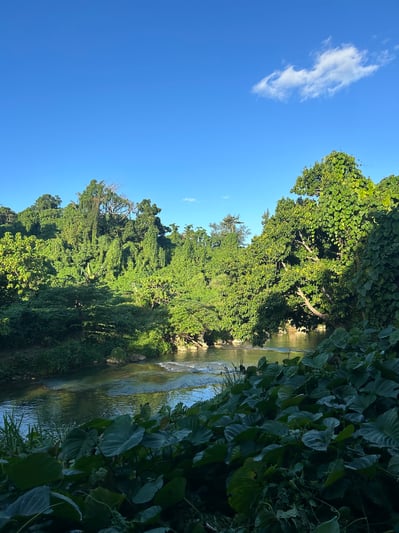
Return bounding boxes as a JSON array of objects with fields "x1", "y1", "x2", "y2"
[
  {"x1": 381, "y1": 359, "x2": 399, "y2": 379},
  {"x1": 227, "y1": 459, "x2": 263, "y2": 513},
  {"x1": 83, "y1": 417, "x2": 112, "y2": 431},
  {"x1": 302, "y1": 352, "x2": 330, "y2": 369},
  {"x1": 61, "y1": 428, "x2": 98, "y2": 460},
  {"x1": 70, "y1": 454, "x2": 105, "y2": 477},
  {"x1": 6, "y1": 453, "x2": 63, "y2": 490},
  {"x1": 348, "y1": 393, "x2": 376, "y2": 414},
  {"x1": 153, "y1": 477, "x2": 186, "y2": 509},
  {"x1": 261, "y1": 420, "x2": 289, "y2": 437},
  {"x1": 189, "y1": 427, "x2": 213, "y2": 446},
  {"x1": 357, "y1": 408, "x2": 399, "y2": 449},
  {"x1": 302, "y1": 429, "x2": 332, "y2": 451},
  {"x1": 388, "y1": 454, "x2": 399, "y2": 475},
  {"x1": 141, "y1": 427, "x2": 191, "y2": 447},
  {"x1": 362, "y1": 375, "x2": 399, "y2": 398},
  {"x1": 314, "y1": 516, "x2": 340, "y2": 533},
  {"x1": 286, "y1": 410, "x2": 323, "y2": 427},
  {"x1": 51, "y1": 490, "x2": 83, "y2": 521},
  {"x1": 323, "y1": 417, "x2": 340, "y2": 431},
  {"x1": 167, "y1": 428, "x2": 192, "y2": 443},
  {"x1": 253, "y1": 443, "x2": 285, "y2": 463},
  {"x1": 224, "y1": 423, "x2": 248, "y2": 442},
  {"x1": 141, "y1": 431, "x2": 168, "y2": 449},
  {"x1": 87, "y1": 486, "x2": 125, "y2": 509},
  {"x1": 389, "y1": 328, "x2": 399, "y2": 346},
  {"x1": 345, "y1": 454, "x2": 380, "y2": 471},
  {"x1": 132, "y1": 505, "x2": 162, "y2": 524},
  {"x1": 324, "y1": 459, "x2": 345, "y2": 487},
  {"x1": 176, "y1": 414, "x2": 201, "y2": 431},
  {"x1": 329, "y1": 328, "x2": 349, "y2": 349},
  {"x1": 276, "y1": 385, "x2": 295, "y2": 403},
  {"x1": 6, "y1": 485, "x2": 51, "y2": 517},
  {"x1": 193, "y1": 442, "x2": 227, "y2": 466},
  {"x1": 379, "y1": 325, "x2": 396, "y2": 339},
  {"x1": 100, "y1": 414, "x2": 145, "y2": 457},
  {"x1": 83, "y1": 486, "x2": 125, "y2": 531},
  {"x1": 132, "y1": 476, "x2": 164, "y2": 504},
  {"x1": 334, "y1": 424, "x2": 354, "y2": 443},
  {"x1": 317, "y1": 396, "x2": 345, "y2": 409},
  {"x1": 280, "y1": 393, "x2": 305, "y2": 409}
]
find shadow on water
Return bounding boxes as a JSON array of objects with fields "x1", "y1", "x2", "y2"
[{"x1": 0, "y1": 330, "x2": 325, "y2": 433}]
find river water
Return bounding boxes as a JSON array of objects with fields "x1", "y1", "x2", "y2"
[{"x1": 0, "y1": 331, "x2": 325, "y2": 434}]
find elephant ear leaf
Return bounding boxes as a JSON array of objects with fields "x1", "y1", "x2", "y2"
[
  {"x1": 6, "y1": 486, "x2": 51, "y2": 517},
  {"x1": 6, "y1": 454, "x2": 63, "y2": 490},
  {"x1": 132, "y1": 476, "x2": 163, "y2": 504},
  {"x1": 302, "y1": 429, "x2": 332, "y2": 451},
  {"x1": 154, "y1": 477, "x2": 186, "y2": 509},
  {"x1": 100, "y1": 415, "x2": 145, "y2": 457},
  {"x1": 314, "y1": 516, "x2": 340, "y2": 533},
  {"x1": 227, "y1": 459, "x2": 264, "y2": 514},
  {"x1": 61, "y1": 428, "x2": 98, "y2": 460},
  {"x1": 357, "y1": 408, "x2": 399, "y2": 449}
]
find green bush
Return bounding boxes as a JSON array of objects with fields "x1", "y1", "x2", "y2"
[
  {"x1": 129, "y1": 328, "x2": 173, "y2": 358},
  {"x1": 33, "y1": 340, "x2": 106, "y2": 376},
  {"x1": 109, "y1": 346, "x2": 128, "y2": 363}
]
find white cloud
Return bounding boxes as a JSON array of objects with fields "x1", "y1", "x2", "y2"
[
  {"x1": 183, "y1": 197, "x2": 197, "y2": 203},
  {"x1": 252, "y1": 42, "x2": 393, "y2": 101}
]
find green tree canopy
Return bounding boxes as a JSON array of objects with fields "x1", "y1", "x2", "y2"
[
  {"x1": 0, "y1": 232, "x2": 53, "y2": 305},
  {"x1": 78, "y1": 180, "x2": 134, "y2": 244},
  {"x1": 210, "y1": 214, "x2": 250, "y2": 247},
  {"x1": 0, "y1": 207, "x2": 17, "y2": 226},
  {"x1": 33, "y1": 194, "x2": 62, "y2": 211}
]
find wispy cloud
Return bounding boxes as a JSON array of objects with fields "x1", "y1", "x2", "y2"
[
  {"x1": 252, "y1": 41, "x2": 394, "y2": 101},
  {"x1": 183, "y1": 197, "x2": 197, "y2": 203},
  {"x1": 221, "y1": 195, "x2": 230, "y2": 200}
]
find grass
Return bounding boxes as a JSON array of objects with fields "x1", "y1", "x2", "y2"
[
  {"x1": 0, "y1": 412, "x2": 29, "y2": 455},
  {"x1": 0, "y1": 411, "x2": 74, "y2": 456}
]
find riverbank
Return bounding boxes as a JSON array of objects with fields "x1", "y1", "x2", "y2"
[
  {"x1": 0, "y1": 331, "x2": 327, "y2": 436},
  {"x1": 0, "y1": 337, "x2": 123, "y2": 385},
  {"x1": 0, "y1": 325, "x2": 327, "y2": 386}
]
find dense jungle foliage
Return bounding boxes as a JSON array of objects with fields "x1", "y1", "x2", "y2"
[
  {"x1": 0, "y1": 151, "x2": 399, "y2": 531},
  {"x1": 0, "y1": 151, "x2": 398, "y2": 379}
]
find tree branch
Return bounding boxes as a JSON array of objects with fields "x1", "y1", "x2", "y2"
[
  {"x1": 280, "y1": 261, "x2": 330, "y2": 320},
  {"x1": 297, "y1": 231, "x2": 319, "y2": 261},
  {"x1": 296, "y1": 287, "x2": 329, "y2": 320}
]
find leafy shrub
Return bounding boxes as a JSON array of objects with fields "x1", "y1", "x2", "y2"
[
  {"x1": 129, "y1": 327, "x2": 172, "y2": 357},
  {"x1": 38, "y1": 340, "x2": 112, "y2": 374},
  {"x1": 110, "y1": 346, "x2": 127, "y2": 360},
  {"x1": 354, "y1": 209, "x2": 399, "y2": 327}
]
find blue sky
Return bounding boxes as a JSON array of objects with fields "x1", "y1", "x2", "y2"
[{"x1": 1, "y1": 1, "x2": 398, "y2": 239}]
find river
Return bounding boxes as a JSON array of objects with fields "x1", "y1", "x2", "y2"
[{"x1": 0, "y1": 331, "x2": 325, "y2": 434}]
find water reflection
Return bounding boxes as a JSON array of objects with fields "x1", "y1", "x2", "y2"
[{"x1": 0, "y1": 331, "x2": 325, "y2": 433}]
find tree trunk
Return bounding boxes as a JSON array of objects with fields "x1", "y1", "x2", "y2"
[{"x1": 296, "y1": 287, "x2": 329, "y2": 320}]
